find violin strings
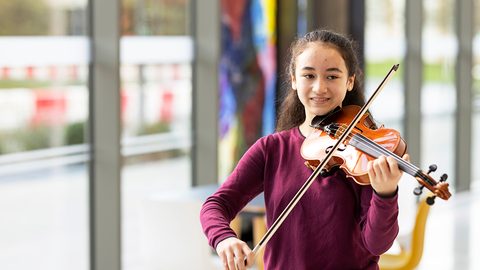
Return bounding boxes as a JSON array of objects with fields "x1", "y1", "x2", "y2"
[
  {"x1": 344, "y1": 128, "x2": 417, "y2": 170},
  {"x1": 352, "y1": 133, "x2": 419, "y2": 175},
  {"x1": 334, "y1": 125, "x2": 438, "y2": 186},
  {"x1": 332, "y1": 125, "x2": 420, "y2": 176},
  {"x1": 335, "y1": 127, "x2": 438, "y2": 186}
]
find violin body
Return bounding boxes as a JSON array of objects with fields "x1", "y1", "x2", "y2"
[
  {"x1": 301, "y1": 106, "x2": 407, "y2": 185},
  {"x1": 301, "y1": 105, "x2": 451, "y2": 200}
]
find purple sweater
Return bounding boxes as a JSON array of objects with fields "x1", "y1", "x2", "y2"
[{"x1": 200, "y1": 127, "x2": 399, "y2": 269}]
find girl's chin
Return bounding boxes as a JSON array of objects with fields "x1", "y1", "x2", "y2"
[{"x1": 310, "y1": 107, "x2": 335, "y2": 116}]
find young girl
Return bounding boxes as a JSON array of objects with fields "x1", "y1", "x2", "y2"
[{"x1": 200, "y1": 29, "x2": 407, "y2": 270}]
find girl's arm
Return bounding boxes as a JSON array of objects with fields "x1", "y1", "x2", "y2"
[
  {"x1": 199, "y1": 138, "x2": 266, "y2": 249},
  {"x1": 358, "y1": 155, "x2": 406, "y2": 255}
]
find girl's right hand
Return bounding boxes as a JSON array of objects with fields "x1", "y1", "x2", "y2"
[{"x1": 216, "y1": 237, "x2": 254, "y2": 270}]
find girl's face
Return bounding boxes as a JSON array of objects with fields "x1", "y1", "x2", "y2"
[{"x1": 291, "y1": 42, "x2": 355, "y2": 124}]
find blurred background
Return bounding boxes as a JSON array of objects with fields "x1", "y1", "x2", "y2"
[{"x1": 0, "y1": 0, "x2": 478, "y2": 269}]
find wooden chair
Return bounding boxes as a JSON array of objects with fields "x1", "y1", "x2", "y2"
[{"x1": 379, "y1": 196, "x2": 431, "y2": 270}]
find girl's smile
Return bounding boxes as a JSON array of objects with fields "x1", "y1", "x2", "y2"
[{"x1": 309, "y1": 96, "x2": 330, "y2": 104}]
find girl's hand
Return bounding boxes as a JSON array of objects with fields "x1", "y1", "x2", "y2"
[
  {"x1": 216, "y1": 237, "x2": 254, "y2": 270},
  {"x1": 367, "y1": 154, "x2": 409, "y2": 197}
]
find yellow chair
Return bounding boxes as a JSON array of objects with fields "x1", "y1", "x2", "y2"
[
  {"x1": 232, "y1": 213, "x2": 266, "y2": 270},
  {"x1": 379, "y1": 196, "x2": 431, "y2": 270},
  {"x1": 252, "y1": 215, "x2": 267, "y2": 270}
]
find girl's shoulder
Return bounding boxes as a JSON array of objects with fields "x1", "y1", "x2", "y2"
[
  {"x1": 263, "y1": 127, "x2": 304, "y2": 142},
  {"x1": 255, "y1": 127, "x2": 304, "y2": 151}
]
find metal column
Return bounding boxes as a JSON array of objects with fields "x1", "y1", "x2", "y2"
[
  {"x1": 88, "y1": 0, "x2": 122, "y2": 269},
  {"x1": 192, "y1": 0, "x2": 220, "y2": 186},
  {"x1": 404, "y1": 0, "x2": 423, "y2": 165},
  {"x1": 454, "y1": 0, "x2": 474, "y2": 192}
]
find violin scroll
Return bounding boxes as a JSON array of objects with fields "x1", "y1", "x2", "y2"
[{"x1": 413, "y1": 167, "x2": 450, "y2": 204}]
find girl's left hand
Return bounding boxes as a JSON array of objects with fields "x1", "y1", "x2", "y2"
[{"x1": 367, "y1": 154, "x2": 409, "y2": 197}]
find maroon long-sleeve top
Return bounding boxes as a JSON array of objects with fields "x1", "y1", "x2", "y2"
[{"x1": 200, "y1": 127, "x2": 399, "y2": 269}]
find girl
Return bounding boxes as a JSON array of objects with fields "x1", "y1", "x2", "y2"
[{"x1": 200, "y1": 29, "x2": 407, "y2": 270}]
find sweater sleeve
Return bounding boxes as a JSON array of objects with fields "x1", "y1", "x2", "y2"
[
  {"x1": 359, "y1": 187, "x2": 399, "y2": 255},
  {"x1": 199, "y1": 138, "x2": 266, "y2": 249}
]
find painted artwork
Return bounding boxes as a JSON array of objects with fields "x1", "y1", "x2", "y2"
[{"x1": 218, "y1": 0, "x2": 276, "y2": 181}]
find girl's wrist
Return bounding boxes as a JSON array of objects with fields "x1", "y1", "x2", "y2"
[{"x1": 373, "y1": 186, "x2": 398, "y2": 198}]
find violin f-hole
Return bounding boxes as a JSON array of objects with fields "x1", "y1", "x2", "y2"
[{"x1": 325, "y1": 144, "x2": 346, "y2": 154}]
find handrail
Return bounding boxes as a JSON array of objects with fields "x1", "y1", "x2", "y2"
[{"x1": 0, "y1": 131, "x2": 190, "y2": 177}]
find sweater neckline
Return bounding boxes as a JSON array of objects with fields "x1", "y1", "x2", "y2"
[{"x1": 294, "y1": 126, "x2": 306, "y2": 139}]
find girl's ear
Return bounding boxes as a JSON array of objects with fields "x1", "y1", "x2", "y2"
[
  {"x1": 347, "y1": 74, "x2": 355, "y2": 91},
  {"x1": 291, "y1": 74, "x2": 297, "y2": 90}
]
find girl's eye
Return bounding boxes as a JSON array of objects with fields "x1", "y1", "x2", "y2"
[
  {"x1": 303, "y1": 74, "x2": 315, "y2": 79},
  {"x1": 327, "y1": 75, "x2": 338, "y2": 80}
]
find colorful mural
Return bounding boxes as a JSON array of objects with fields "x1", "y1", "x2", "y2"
[{"x1": 218, "y1": 0, "x2": 277, "y2": 181}]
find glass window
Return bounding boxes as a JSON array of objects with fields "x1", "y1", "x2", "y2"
[
  {"x1": 0, "y1": 0, "x2": 89, "y2": 269},
  {"x1": 417, "y1": 2, "x2": 457, "y2": 268},
  {"x1": 365, "y1": 0, "x2": 424, "y2": 242},
  {"x1": 473, "y1": 0, "x2": 480, "y2": 191},
  {"x1": 365, "y1": 0, "x2": 405, "y2": 132},
  {"x1": 421, "y1": 0, "x2": 456, "y2": 188},
  {"x1": 119, "y1": 0, "x2": 192, "y2": 269}
]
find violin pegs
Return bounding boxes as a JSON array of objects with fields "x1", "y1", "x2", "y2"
[
  {"x1": 440, "y1": 173, "x2": 448, "y2": 182},
  {"x1": 427, "y1": 164, "x2": 438, "y2": 174},
  {"x1": 426, "y1": 195, "x2": 436, "y2": 205},
  {"x1": 413, "y1": 186, "x2": 424, "y2": 196}
]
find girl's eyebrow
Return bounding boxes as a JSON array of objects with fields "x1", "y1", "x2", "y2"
[
  {"x1": 325, "y1": 67, "x2": 343, "y2": 73},
  {"x1": 300, "y1": 66, "x2": 315, "y2": 71},
  {"x1": 300, "y1": 66, "x2": 344, "y2": 73}
]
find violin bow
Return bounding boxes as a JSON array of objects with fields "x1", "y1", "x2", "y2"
[{"x1": 250, "y1": 64, "x2": 400, "y2": 260}]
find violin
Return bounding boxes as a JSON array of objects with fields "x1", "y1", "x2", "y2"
[{"x1": 301, "y1": 105, "x2": 451, "y2": 202}]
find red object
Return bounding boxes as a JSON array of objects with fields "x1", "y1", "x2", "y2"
[
  {"x1": 31, "y1": 90, "x2": 66, "y2": 126},
  {"x1": 26, "y1": 66, "x2": 35, "y2": 80},
  {"x1": 159, "y1": 90, "x2": 173, "y2": 123},
  {"x1": 121, "y1": 89, "x2": 128, "y2": 122},
  {"x1": 1, "y1": 67, "x2": 10, "y2": 80}
]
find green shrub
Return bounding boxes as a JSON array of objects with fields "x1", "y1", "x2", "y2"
[
  {"x1": 9, "y1": 126, "x2": 52, "y2": 152},
  {"x1": 137, "y1": 121, "x2": 170, "y2": 136},
  {"x1": 65, "y1": 121, "x2": 85, "y2": 145}
]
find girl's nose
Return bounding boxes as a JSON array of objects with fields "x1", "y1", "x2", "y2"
[{"x1": 312, "y1": 79, "x2": 326, "y2": 93}]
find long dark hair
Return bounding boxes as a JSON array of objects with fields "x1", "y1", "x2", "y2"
[{"x1": 276, "y1": 29, "x2": 365, "y2": 132}]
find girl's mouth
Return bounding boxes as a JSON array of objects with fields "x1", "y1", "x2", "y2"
[{"x1": 310, "y1": 97, "x2": 330, "y2": 103}]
